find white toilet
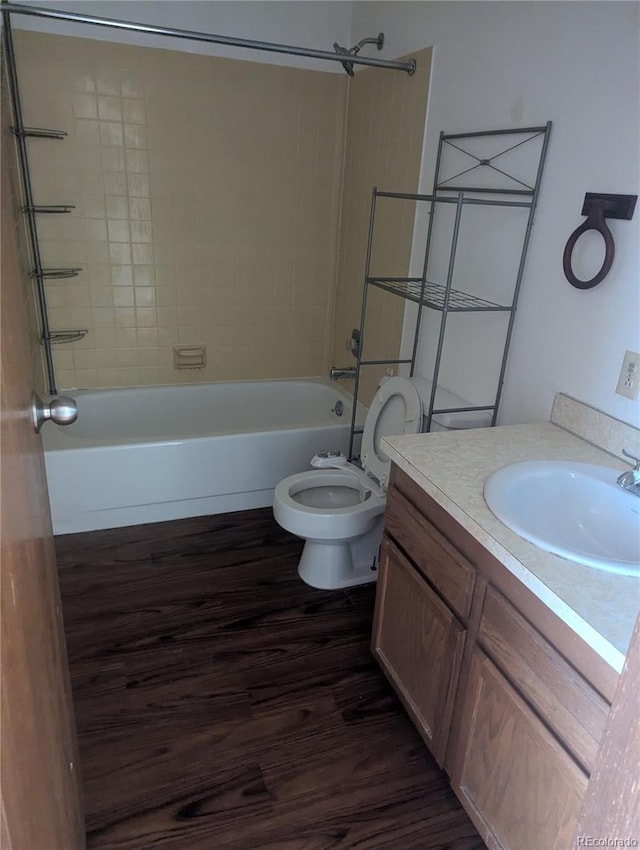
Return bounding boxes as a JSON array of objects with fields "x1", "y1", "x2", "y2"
[{"x1": 273, "y1": 376, "x2": 490, "y2": 590}]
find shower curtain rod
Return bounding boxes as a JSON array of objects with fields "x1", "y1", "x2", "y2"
[{"x1": 1, "y1": 3, "x2": 417, "y2": 75}]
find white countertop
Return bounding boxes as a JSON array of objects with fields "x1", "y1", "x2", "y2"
[{"x1": 383, "y1": 423, "x2": 640, "y2": 673}]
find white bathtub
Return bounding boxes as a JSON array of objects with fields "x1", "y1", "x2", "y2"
[{"x1": 43, "y1": 379, "x2": 359, "y2": 535}]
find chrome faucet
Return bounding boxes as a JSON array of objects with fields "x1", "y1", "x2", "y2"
[
  {"x1": 330, "y1": 366, "x2": 357, "y2": 381},
  {"x1": 617, "y1": 449, "x2": 640, "y2": 496}
]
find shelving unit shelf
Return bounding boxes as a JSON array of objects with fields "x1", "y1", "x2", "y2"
[
  {"x1": 367, "y1": 278, "x2": 512, "y2": 312},
  {"x1": 348, "y1": 123, "x2": 552, "y2": 459}
]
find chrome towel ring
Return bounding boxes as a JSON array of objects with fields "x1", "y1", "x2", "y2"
[{"x1": 563, "y1": 193, "x2": 637, "y2": 290}]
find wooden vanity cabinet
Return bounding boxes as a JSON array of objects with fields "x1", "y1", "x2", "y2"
[
  {"x1": 374, "y1": 464, "x2": 614, "y2": 850},
  {"x1": 452, "y1": 648, "x2": 588, "y2": 850},
  {"x1": 372, "y1": 537, "x2": 466, "y2": 766}
]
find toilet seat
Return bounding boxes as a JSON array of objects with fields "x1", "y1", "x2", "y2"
[
  {"x1": 274, "y1": 469, "x2": 386, "y2": 540},
  {"x1": 361, "y1": 376, "x2": 422, "y2": 487}
]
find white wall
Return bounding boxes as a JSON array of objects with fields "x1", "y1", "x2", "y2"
[
  {"x1": 353, "y1": 1, "x2": 640, "y2": 427},
  {"x1": 9, "y1": 0, "x2": 353, "y2": 72}
]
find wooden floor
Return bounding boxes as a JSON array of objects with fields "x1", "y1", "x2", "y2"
[{"x1": 56, "y1": 508, "x2": 485, "y2": 850}]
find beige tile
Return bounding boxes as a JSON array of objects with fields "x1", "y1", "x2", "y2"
[
  {"x1": 96, "y1": 74, "x2": 120, "y2": 96},
  {"x1": 72, "y1": 93, "x2": 97, "y2": 119},
  {"x1": 75, "y1": 119, "x2": 100, "y2": 146},
  {"x1": 98, "y1": 95, "x2": 122, "y2": 122},
  {"x1": 137, "y1": 327, "x2": 158, "y2": 347},
  {"x1": 65, "y1": 284, "x2": 92, "y2": 308},
  {"x1": 122, "y1": 98, "x2": 146, "y2": 124},
  {"x1": 130, "y1": 221, "x2": 152, "y2": 243},
  {"x1": 104, "y1": 170, "x2": 128, "y2": 195},
  {"x1": 116, "y1": 348, "x2": 139, "y2": 367},
  {"x1": 108, "y1": 220, "x2": 131, "y2": 243},
  {"x1": 92, "y1": 308, "x2": 116, "y2": 328},
  {"x1": 82, "y1": 195, "x2": 106, "y2": 219},
  {"x1": 85, "y1": 242, "x2": 110, "y2": 264},
  {"x1": 129, "y1": 197, "x2": 151, "y2": 221},
  {"x1": 75, "y1": 369, "x2": 99, "y2": 387},
  {"x1": 125, "y1": 150, "x2": 149, "y2": 175},
  {"x1": 82, "y1": 219, "x2": 108, "y2": 242},
  {"x1": 106, "y1": 195, "x2": 129, "y2": 220},
  {"x1": 134, "y1": 286, "x2": 156, "y2": 307},
  {"x1": 114, "y1": 307, "x2": 136, "y2": 327},
  {"x1": 92, "y1": 328, "x2": 118, "y2": 349},
  {"x1": 113, "y1": 287, "x2": 135, "y2": 307},
  {"x1": 114, "y1": 327, "x2": 138, "y2": 347},
  {"x1": 110, "y1": 243, "x2": 132, "y2": 265},
  {"x1": 102, "y1": 147, "x2": 126, "y2": 172},
  {"x1": 132, "y1": 243, "x2": 154, "y2": 265},
  {"x1": 135, "y1": 307, "x2": 157, "y2": 327},
  {"x1": 124, "y1": 124, "x2": 147, "y2": 150},
  {"x1": 111, "y1": 265, "x2": 133, "y2": 287},
  {"x1": 127, "y1": 173, "x2": 150, "y2": 197},
  {"x1": 100, "y1": 121, "x2": 124, "y2": 147}
]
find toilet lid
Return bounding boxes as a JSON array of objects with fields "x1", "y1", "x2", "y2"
[{"x1": 361, "y1": 377, "x2": 422, "y2": 488}]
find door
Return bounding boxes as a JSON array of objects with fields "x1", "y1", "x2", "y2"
[{"x1": 0, "y1": 59, "x2": 85, "y2": 849}]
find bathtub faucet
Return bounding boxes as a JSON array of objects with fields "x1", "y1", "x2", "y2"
[{"x1": 330, "y1": 366, "x2": 357, "y2": 381}]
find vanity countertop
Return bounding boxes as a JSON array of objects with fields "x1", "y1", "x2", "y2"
[{"x1": 383, "y1": 422, "x2": 640, "y2": 673}]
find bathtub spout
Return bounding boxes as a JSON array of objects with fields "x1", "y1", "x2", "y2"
[{"x1": 330, "y1": 367, "x2": 357, "y2": 381}]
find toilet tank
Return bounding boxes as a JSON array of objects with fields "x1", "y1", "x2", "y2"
[
  {"x1": 409, "y1": 377, "x2": 493, "y2": 432},
  {"x1": 430, "y1": 409, "x2": 493, "y2": 432}
]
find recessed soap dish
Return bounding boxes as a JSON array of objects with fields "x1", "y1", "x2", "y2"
[{"x1": 173, "y1": 345, "x2": 206, "y2": 370}]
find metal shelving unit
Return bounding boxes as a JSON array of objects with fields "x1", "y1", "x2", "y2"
[{"x1": 348, "y1": 123, "x2": 552, "y2": 458}]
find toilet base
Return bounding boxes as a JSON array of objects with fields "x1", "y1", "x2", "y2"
[{"x1": 297, "y1": 518, "x2": 384, "y2": 590}]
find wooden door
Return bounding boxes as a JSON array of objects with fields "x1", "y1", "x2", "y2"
[
  {"x1": 453, "y1": 648, "x2": 587, "y2": 850},
  {"x1": 0, "y1": 60, "x2": 85, "y2": 849},
  {"x1": 372, "y1": 537, "x2": 466, "y2": 766}
]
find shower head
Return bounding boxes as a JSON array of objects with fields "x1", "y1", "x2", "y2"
[
  {"x1": 333, "y1": 41, "x2": 355, "y2": 77},
  {"x1": 333, "y1": 33, "x2": 385, "y2": 76}
]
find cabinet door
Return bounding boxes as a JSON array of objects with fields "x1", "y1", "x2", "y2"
[
  {"x1": 451, "y1": 649, "x2": 588, "y2": 850},
  {"x1": 372, "y1": 537, "x2": 466, "y2": 766}
]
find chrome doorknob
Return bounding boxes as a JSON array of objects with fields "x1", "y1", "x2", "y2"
[{"x1": 31, "y1": 392, "x2": 78, "y2": 433}]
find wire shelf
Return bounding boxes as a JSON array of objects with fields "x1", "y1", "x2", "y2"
[
  {"x1": 367, "y1": 277, "x2": 511, "y2": 312},
  {"x1": 48, "y1": 329, "x2": 88, "y2": 344}
]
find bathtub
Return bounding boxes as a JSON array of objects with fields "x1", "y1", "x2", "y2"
[{"x1": 43, "y1": 379, "x2": 359, "y2": 535}]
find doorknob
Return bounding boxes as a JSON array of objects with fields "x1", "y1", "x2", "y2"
[{"x1": 31, "y1": 392, "x2": 77, "y2": 433}]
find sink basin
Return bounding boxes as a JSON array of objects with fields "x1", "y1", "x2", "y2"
[{"x1": 484, "y1": 461, "x2": 640, "y2": 576}]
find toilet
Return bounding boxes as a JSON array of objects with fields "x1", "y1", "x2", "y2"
[{"x1": 273, "y1": 376, "x2": 490, "y2": 590}]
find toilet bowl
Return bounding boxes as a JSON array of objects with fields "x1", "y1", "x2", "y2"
[
  {"x1": 273, "y1": 376, "x2": 491, "y2": 590},
  {"x1": 273, "y1": 376, "x2": 422, "y2": 590}
]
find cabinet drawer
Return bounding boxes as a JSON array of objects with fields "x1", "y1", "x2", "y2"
[
  {"x1": 373, "y1": 538, "x2": 466, "y2": 766},
  {"x1": 385, "y1": 484, "x2": 475, "y2": 620},
  {"x1": 478, "y1": 587, "x2": 609, "y2": 773},
  {"x1": 453, "y1": 649, "x2": 588, "y2": 850}
]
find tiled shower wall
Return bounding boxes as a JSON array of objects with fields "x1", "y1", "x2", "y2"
[{"x1": 14, "y1": 31, "x2": 347, "y2": 388}]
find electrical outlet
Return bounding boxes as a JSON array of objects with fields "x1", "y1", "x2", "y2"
[{"x1": 616, "y1": 350, "x2": 640, "y2": 400}]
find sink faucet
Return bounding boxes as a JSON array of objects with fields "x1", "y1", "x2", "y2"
[{"x1": 617, "y1": 449, "x2": 640, "y2": 496}]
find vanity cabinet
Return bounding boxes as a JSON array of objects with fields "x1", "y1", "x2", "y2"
[
  {"x1": 373, "y1": 538, "x2": 466, "y2": 766},
  {"x1": 374, "y1": 464, "x2": 614, "y2": 850},
  {"x1": 452, "y1": 648, "x2": 588, "y2": 850}
]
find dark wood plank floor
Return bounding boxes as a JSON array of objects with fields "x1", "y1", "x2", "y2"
[{"x1": 56, "y1": 508, "x2": 485, "y2": 850}]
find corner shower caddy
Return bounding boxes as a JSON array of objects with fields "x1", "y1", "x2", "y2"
[
  {"x1": 348, "y1": 123, "x2": 552, "y2": 459},
  {"x1": 3, "y1": 15, "x2": 88, "y2": 395}
]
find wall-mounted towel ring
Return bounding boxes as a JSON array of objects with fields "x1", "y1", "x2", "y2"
[{"x1": 562, "y1": 193, "x2": 637, "y2": 290}]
